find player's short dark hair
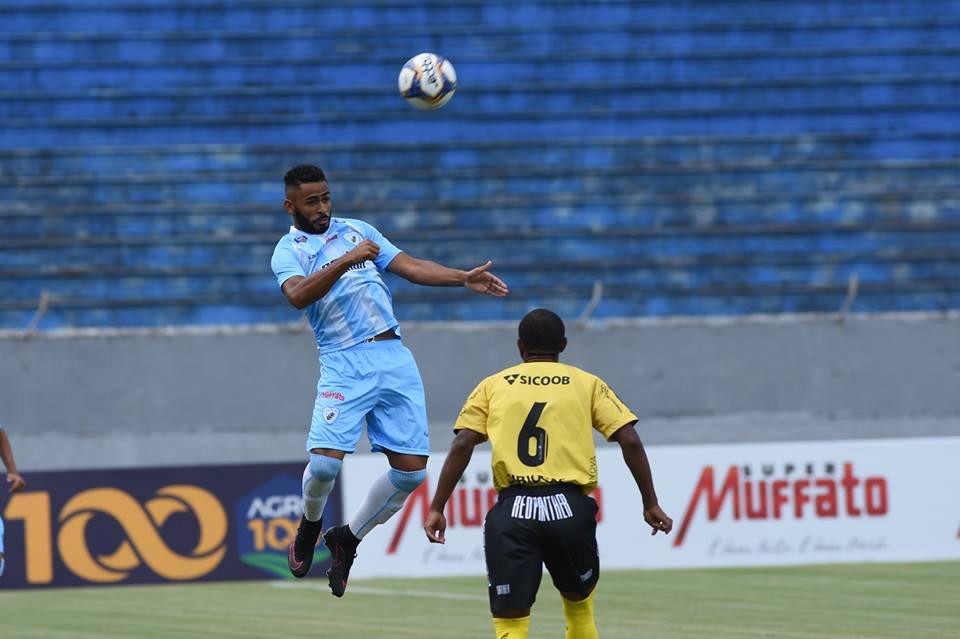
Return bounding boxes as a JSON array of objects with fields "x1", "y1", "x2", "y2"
[
  {"x1": 518, "y1": 308, "x2": 566, "y2": 353},
  {"x1": 284, "y1": 165, "x2": 327, "y2": 190}
]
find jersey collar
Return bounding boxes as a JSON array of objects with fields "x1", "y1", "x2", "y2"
[{"x1": 290, "y1": 224, "x2": 336, "y2": 243}]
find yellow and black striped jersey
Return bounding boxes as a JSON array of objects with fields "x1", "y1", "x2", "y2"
[{"x1": 454, "y1": 361, "x2": 638, "y2": 491}]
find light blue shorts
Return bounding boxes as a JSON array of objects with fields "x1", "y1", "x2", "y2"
[{"x1": 309, "y1": 338, "x2": 429, "y2": 456}]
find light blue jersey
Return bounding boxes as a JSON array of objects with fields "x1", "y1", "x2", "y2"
[{"x1": 271, "y1": 218, "x2": 403, "y2": 353}]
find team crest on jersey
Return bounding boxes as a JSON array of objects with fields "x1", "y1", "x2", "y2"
[
  {"x1": 294, "y1": 235, "x2": 308, "y2": 243},
  {"x1": 344, "y1": 232, "x2": 361, "y2": 245},
  {"x1": 323, "y1": 406, "x2": 340, "y2": 424}
]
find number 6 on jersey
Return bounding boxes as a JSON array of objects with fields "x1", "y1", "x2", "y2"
[{"x1": 517, "y1": 402, "x2": 548, "y2": 467}]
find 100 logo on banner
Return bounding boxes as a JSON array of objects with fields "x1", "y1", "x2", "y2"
[{"x1": 5, "y1": 485, "x2": 227, "y2": 584}]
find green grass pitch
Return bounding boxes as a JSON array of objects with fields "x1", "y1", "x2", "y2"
[{"x1": 2, "y1": 562, "x2": 958, "y2": 638}]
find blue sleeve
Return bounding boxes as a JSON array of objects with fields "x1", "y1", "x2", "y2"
[
  {"x1": 355, "y1": 220, "x2": 402, "y2": 272},
  {"x1": 271, "y1": 241, "x2": 306, "y2": 287}
]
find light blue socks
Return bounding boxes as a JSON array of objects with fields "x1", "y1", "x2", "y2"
[{"x1": 348, "y1": 468, "x2": 426, "y2": 539}]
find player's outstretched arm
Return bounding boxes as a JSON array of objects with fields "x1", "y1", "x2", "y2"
[
  {"x1": 609, "y1": 423, "x2": 672, "y2": 536},
  {"x1": 0, "y1": 428, "x2": 26, "y2": 493},
  {"x1": 388, "y1": 254, "x2": 508, "y2": 297},
  {"x1": 280, "y1": 240, "x2": 380, "y2": 309},
  {"x1": 423, "y1": 428, "x2": 485, "y2": 544}
]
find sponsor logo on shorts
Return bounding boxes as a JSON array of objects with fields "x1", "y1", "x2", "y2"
[
  {"x1": 320, "y1": 391, "x2": 345, "y2": 401},
  {"x1": 495, "y1": 584, "x2": 511, "y2": 595},
  {"x1": 323, "y1": 406, "x2": 340, "y2": 424},
  {"x1": 510, "y1": 494, "x2": 574, "y2": 522},
  {"x1": 388, "y1": 475, "x2": 605, "y2": 554},
  {"x1": 579, "y1": 568, "x2": 593, "y2": 582},
  {"x1": 503, "y1": 374, "x2": 570, "y2": 386}
]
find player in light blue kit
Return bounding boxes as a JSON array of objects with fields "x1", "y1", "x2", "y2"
[
  {"x1": 0, "y1": 425, "x2": 27, "y2": 577},
  {"x1": 272, "y1": 165, "x2": 508, "y2": 597}
]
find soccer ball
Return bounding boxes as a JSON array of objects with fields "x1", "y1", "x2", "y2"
[{"x1": 397, "y1": 53, "x2": 457, "y2": 110}]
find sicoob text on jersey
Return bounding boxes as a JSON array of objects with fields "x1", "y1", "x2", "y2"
[{"x1": 503, "y1": 374, "x2": 571, "y2": 386}]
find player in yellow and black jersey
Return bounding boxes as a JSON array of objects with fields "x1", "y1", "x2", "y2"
[{"x1": 424, "y1": 309, "x2": 672, "y2": 639}]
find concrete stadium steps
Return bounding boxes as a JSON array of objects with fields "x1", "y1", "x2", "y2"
[
  {"x1": 1, "y1": 105, "x2": 956, "y2": 148},
  {"x1": 5, "y1": 48, "x2": 960, "y2": 93},
  {"x1": 0, "y1": 0, "x2": 952, "y2": 33},
  {"x1": 0, "y1": 301, "x2": 296, "y2": 330},
  {"x1": 4, "y1": 190, "x2": 960, "y2": 239},
  {"x1": 4, "y1": 75, "x2": 958, "y2": 120},
  {"x1": 2, "y1": 135, "x2": 959, "y2": 175},
  {"x1": 3, "y1": 223, "x2": 957, "y2": 270},
  {"x1": 4, "y1": 160, "x2": 959, "y2": 205},
  {"x1": 0, "y1": 0, "x2": 957, "y2": 326},
  {"x1": 2, "y1": 281, "x2": 958, "y2": 330},
  {"x1": 3, "y1": 252, "x2": 958, "y2": 302},
  {"x1": 6, "y1": 19, "x2": 960, "y2": 63}
]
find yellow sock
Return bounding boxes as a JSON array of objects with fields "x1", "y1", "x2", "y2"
[
  {"x1": 492, "y1": 615, "x2": 531, "y2": 639},
  {"x1": 562, "y1": 590, "x2": 598, "y2": 639}
]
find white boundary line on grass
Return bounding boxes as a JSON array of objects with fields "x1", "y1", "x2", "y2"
[{"x1": 269, "y1": 581, "x2": 487, "y2": 602}]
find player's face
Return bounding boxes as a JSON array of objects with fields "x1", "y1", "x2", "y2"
[{"x1": 286, "y1": 182, "x2": 332, "y2": 234}]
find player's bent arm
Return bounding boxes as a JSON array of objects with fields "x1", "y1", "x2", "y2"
[
  {"x1": 609, "y1": 422, "x2": 673, "y2": 534},
  {"x1": 280, "y1": 268, "x2": 346, "y2": 309},
  {"x1": 280, "y1": 241, "x2": 378, "y2": 309},
  {"x1": 388, "y1": 253, "x2": 509, "y2": 297},
  {"x1": 423, "y1": 428, "x2": 485, "y2": 543}
]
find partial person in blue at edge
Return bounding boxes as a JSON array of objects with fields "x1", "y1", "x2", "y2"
[
  {"x1": 271, "y1": 164, "x2": 509, "y2": 597},
  {"x1": 0, "y1": 424, "x2": 27, "y2": 578}
]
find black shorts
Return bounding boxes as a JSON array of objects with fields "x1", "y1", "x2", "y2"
[{"x1": 483, "y1": 483, "x2": 599, "y2": 613}]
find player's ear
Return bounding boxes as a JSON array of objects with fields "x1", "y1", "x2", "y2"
[
  {"x1": 283, "y1": 197, "x2": 294, "y2": 215},
  {"x1": 558, "y1": 337, "x2": 567, "y2": 353}
]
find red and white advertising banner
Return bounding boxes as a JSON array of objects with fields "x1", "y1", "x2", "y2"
[{"x1": 341, "y1": 437, "x2": 960, "y2": 579}]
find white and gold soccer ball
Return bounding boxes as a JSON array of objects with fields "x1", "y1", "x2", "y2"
[{"x1": 397, "y1": 53, "x2": 457, "y2": 110}]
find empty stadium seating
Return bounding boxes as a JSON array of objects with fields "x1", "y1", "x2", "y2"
[{"x1": 1, "y1": 0, "x2": 958, "y2": 328}]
